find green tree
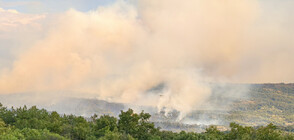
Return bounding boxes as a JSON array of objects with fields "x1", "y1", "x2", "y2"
[
  {"x1": 203, "y1": 126, "x2": 225, "y2": 140},
  {"x1": 226, "y1": 122, "x2": 256, "y2": 140},
  {"x1": 256, "y1": 123, "x2": 282, "y2": 140},
  {"x1": 94, "y1": 115, "x2": 118, "y2": 137},
  {"x1": 98, "y1": 130, "x2": 135, "y2": 140},
  {"x1": 118, "y1": 109, "x2": 159, "y2": 140}
]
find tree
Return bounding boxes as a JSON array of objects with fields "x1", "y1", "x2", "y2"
[
  {"x1": 226, "y1": 122, "x2": 256, "y2": 140},
  {"x1": 256, "y1": 123, "x2": 282, "y2": 140},
  {"x1": 98, "y1": 131, "x2": 135, "y2": 140},
  {"x1": 94, "y1": 115, "x2": 118, "y2": 137},
  {"x1": 203, "y1": 126, "x2": 225, "y2": 140},
  {"x1": 118, "y1": 109, "x2": 159, "y2": 140}
]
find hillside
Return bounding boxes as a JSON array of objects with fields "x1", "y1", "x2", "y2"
[
  {"x1": 153, "y1": 83, "x2": 294, "y2": 132},
  {"x1": 0, "y1": 83, "x2": 293, "y2": 132},
  {"x1": 229, "y1": 83, "x2": 294, "y2": 126}
]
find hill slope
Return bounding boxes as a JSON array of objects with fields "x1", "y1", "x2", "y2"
[{"x1": 229, "y1": 83, "x2": 294, "y2": 126}]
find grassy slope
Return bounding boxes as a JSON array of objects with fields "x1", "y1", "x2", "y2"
[{"x1": 229, "y1": 83, "x2": 294, "y2": 126}]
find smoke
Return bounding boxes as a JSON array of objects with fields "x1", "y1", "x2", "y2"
[{"x1": 0, "y1": 0, "x2": 293, "y2": 120}]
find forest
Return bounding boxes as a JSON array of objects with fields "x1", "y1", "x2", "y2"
[{"x1": 0, "y1": 103, "x2": 293, "y2": 140}]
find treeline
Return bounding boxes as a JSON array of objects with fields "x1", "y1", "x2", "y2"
[{"x1": 0, "y1": 103, "x2": 293, "y2": 140}]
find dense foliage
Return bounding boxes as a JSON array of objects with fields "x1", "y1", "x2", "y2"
[{"x1": 0, "y1": 103, "x2": 293, "y2": 140}]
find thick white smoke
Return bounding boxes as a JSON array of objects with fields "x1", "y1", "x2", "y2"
[{"x1": 0, "y1": 0, "x2": 293, "y2": 119}]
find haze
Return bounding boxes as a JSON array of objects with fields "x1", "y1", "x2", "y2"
[{"x1": 0, "y1": 0, "x2": 293, "y2": 118}]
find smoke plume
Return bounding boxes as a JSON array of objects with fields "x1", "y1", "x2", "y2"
[{"x1": 0, "y1": 0, "x2": 293, "y2": 119}]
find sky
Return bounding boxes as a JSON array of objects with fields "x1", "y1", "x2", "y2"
[
  {"x1": 0, "y1": 0, "x2": 116, "y2": 69},
  {"x1": 0, "y1": 0, "x2": 116, "y2": 13}
]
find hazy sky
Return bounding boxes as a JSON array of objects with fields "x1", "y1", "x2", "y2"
[{"x1": 0, "y1": 0, "x2": 116, "y2": 13}]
